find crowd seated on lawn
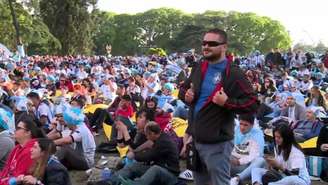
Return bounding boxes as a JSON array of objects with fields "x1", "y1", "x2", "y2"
[{"x1": 0, "y1": 50, "x2": 328, "y2": 184}]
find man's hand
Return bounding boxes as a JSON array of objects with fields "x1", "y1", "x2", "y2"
[
  {"x1": 185, "y1": 83, "x2": 194, "y2": 103},
  {"x1": 23, "y1": 175, "x2": 37, "y2": 185},
  {"x1": 180, "y1": 135, "x2": 192, "y2": 158},
  {"x1": 127, "y1": 151, "x2": 135, "y2": 159},
  {"x1": 321, "y1": 144, "x2": 328, "y2": 152},
  {"x1": 212, "y1": 88, "x2": 228, "y2": 106},
  {"x1": 16, "y1": 175, "x2": 24, "y2": 183}
]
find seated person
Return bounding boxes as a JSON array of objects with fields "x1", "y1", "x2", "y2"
[
  {"x1": 107, "y1": 122, "x2": 180, "y2": 185},
  {"x1": 115, "y1": 109, "x2": 155, "y2": 151},
  {"x1": 251, "y1": 124, "x2": 310, "y2": 185},
  {"x1": 154, "y1": 83, "x2": 175, "y2": 109},
  {"x1": 98, "y1": 95, "x2": 135, "y2": 140},
  {"x1": 107, "y1": 84, "x2": 137, "y2": 113},
  {"x1": 27, "y1": 92, "x2": 54, "y2": 132},
  {"x1": 280, "y1": 93, "x2": 306, "y2": 122},
  {"x1": 230, "y1": 114, "x2": 265, "y2": 185},
  {"x1": 267, "y1": 92, "x2": 286, "y2": 118},
  {"x1": 291, "y1": 106, "x2": 324, "y2": 142},
  {"x1": 143, "y1": 96, "x2": 173, "y2": 130},
  {"x1": 305, "y1": 86, "x2": 326, "y2": 109},
  {"x1": 14, "y1": 138, "x2": 71, "y2": 185},
  {"x1": 99, "y1": 77, "x2": 117, "y2": 104},
  {"x1": 256, "y1": 102, "x2": 274, "y2": 127},
  {"x1": 90, "y1": 86, "x2": 135, "y2": 133},
  {"x1": 47, "y1": 104, "x2": 71, "y2": 140},
  {"x1": 0, "y1": 108, "x2": 15, "y2": 170},
  {"x1": 0, "y1": 118, "x2": 44, "y2": 185},
  {"x1": 126, "y1": 77, "x2": 142, "y2": 108},
  {"x1": 172, "y1": 99, "x2": 189, "y2": 120},
  {"x1": 115, "y1": 95, "x2": 134, "y2": 119},
  {"x1": 54, "y1": 106, "x2": 96, "y2": 170},
  {"x1": 317, "y1": 123, "x2": 328, "y2": 182}
]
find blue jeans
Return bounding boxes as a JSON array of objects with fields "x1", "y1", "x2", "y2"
[
  {"x1": 251, "y1": 168, "x2": 308, "y2": 185},
  {"x1": 193, "y1": 140, "x2": 234, "y2": 185},
  {"x1": 109, "y1": 163, "x2": 177, "y2": 185},
  {"x1": 231, "y1": 157, "x2": 266, "y2": 181}
]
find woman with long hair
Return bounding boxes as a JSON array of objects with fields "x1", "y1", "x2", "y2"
[
  {"x1": 16, "y1": 138, "x2": 71, "y2": 185},
  {"x1": 246, "y1": 69, "x2": 261, "y2": 93},
  {"x1": 251, "y1": 124, "x2": 310, "y2": 185},
  {"x1": 305, "y1": 86, "x2": 326, "y2": 110},
  {"x1": 259, "y1": 77, "x2": 277, "y2": 99}
]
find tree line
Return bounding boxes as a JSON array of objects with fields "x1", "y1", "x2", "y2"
[{"x1": 1, "y1": 0, "x2": 294, "y2": 56}]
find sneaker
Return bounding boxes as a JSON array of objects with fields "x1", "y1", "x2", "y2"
[
  {"x1": 310, "y1": 176, "x2": 321, "y2": 181},
  {"x1": 178, "y1": 170, "x2": 194, "y2": 181},
  {"x1": 230, "y1": 177, "x2": 239, "y2": 185}
]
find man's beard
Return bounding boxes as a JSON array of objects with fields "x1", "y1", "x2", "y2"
[{"x1": 203, "y1": 50, "x2": 221, "y2": 61}]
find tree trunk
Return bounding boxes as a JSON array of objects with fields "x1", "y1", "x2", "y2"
[{"x1": 8, "y1": 0, "x2": 22, "y2": 45}]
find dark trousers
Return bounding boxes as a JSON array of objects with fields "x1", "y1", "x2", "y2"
[
  {"x1": 109, "y1": 162, "x2": 177, "y2": 185},
  {"x1": 89, "y1": 108, "x2": 114, "y2": 130},
  {"x1": 56, "y1": 146, "x2": 89, "y2": 170}
]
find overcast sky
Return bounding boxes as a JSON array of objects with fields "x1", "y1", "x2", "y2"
[{"x1": 98, "y1": 0, "x2": 328, "y2": 46}]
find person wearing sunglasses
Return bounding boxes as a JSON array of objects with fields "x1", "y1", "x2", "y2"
[
  {"x1": 0, "y1": 118, "x2": 45, "y2": 185},
  {"x1": 178, "y1": 28, "x2": 259, "y2": 185}
]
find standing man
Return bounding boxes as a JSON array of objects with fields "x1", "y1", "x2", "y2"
[{"x1": 179, "y1": 28, "x2": 259, "y2": 185}]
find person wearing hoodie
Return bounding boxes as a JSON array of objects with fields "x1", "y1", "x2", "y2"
[{"x1": 230, "y1": 114, "x2": 265, "y2": 185}]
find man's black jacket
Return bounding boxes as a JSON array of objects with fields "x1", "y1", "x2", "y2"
[
  {"x1": 179, "y1": 60, "x2": 259, "y2": 144},
  {"x1": 134, "y1": 133, "x2": 180, "y2": 175}
]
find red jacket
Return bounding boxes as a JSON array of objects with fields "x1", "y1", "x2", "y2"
[
  {"x1": 0, "y1": 139, "x2": 36, "y2": 185},
  {"x1": 155, "y1": 112, "x2": 172, "y2": 131},
  {"x1": 115, "y1": 105, "x2": 134, "y2": 118}
]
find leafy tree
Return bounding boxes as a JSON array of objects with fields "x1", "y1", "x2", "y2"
[
  {"x1": 293, "y1": 41, "x2": 327, "y2": 54},
  {"x1": 91, "y1": 11, "x2": 116, "y2": 55},
  {"x1": 314, "y1": 41, "x2": 327, "y2": 54},
  {"x1": 171, "y1": 11, "x2": 291, "y2": 55},
  {"x1": 135, "y1": 8, "x2": 191, "y2": 52},
  {"x1": 110, "y1": 14, "x2": 141, "y2": 55},
  {"x1": 171, "y1": 25, "x2": 206, "y2": 52},
  {"x1": 40, "y1": 0, "x2": 96, "y2": 55},
  {"x1": 0, "y1": 0, "x2": 61, "y2": 55},
  {"x1": 1, "y1": 3, "x2": 293, "y2": 56}
]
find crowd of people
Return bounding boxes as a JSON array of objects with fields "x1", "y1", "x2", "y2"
[{"x1": 0, "y1": 28, "x2": 328, "y2": 185}]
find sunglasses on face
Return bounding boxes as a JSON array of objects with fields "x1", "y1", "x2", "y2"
[{"x1": 202, "y1": 40, "x2": 226, "y2": 47}]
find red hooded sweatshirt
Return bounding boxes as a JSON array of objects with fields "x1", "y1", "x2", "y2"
[{"x1": 0, "y1": 139, "x2": 36, "y2": 185}]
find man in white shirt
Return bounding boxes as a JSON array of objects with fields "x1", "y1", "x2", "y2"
[
  {"x1": 299, "y1": 74, "x2": 313, "y2": 94},
  {"x1": 100, "y1": 77, "x2": 117, "y2": 103},
  {"x1": 27, "y1": 92, "x2": 53, "y2": 132},
  {"x1": 54, "y1": 106, "x2": 96, "y2": 170}
]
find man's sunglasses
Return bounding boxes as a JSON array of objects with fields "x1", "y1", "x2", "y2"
[{"x1": 202, "y1": 41, "x2": 226, "y2": 47}]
